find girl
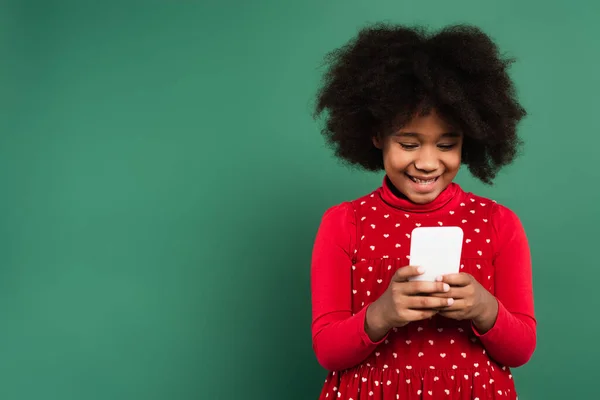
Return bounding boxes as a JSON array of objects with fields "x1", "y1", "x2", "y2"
[{"x1": 310, "y1": 23, "x2": 536, "y2": 400}]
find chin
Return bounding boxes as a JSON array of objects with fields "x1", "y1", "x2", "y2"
[{"x1": 406, "y1": 191, "x2": 440, "y2": 204}]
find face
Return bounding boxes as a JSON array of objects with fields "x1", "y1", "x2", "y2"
[{"x1": 373, "y1": 109, "x2": 463, "y2": 204}]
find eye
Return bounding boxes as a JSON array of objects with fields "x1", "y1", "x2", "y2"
[
  {"x1": 400, "y1": 143, "x2": 419, "y2": 150},
  {"x1": 438, "y1": 143, "x2": 457, "y2": 150}
]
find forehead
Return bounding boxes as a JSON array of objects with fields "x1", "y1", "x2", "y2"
[
  {"x1": 393, "y1": 109, "x2": 461, "y2": 138},
  {"x1": 401, "y1": 109, "x2": 454, "y2": 131}
]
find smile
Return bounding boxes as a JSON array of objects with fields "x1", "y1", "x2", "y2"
[{"x1": 406, "y1": 174, "x2": 439, "y2": 185}]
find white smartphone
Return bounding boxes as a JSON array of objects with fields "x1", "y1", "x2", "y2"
[{"x1": 408, "y1": 226, "x2": 464, "y2": 282}]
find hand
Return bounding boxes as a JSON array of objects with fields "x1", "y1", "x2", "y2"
[
  {"x1": 365, "y1": 266, "x2": 454, "y2": 341},
  {"x1": 434, "y1": 272, "x2": 499, "y2": 333}
]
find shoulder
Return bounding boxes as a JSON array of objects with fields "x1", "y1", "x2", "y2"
[
  {"x1": 319, "y1": 188, "x2": 379, "y2": 222},
  {"x1": 316, "y1": 187, "x2": 380, "y2": 235},
  {"x1": 458, "y1": 187, "x2": 522, "y2": 225},
  {"x1": 466, "y1": 193, "x2": 529, "y2": 254},
  {"x1": 319, "y1": 201, "x2": 354, "y2": 227},
  {"x1": 490, "y1": 199, "x2": 524, "y2": 230}
]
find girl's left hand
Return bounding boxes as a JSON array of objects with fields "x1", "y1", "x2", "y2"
[{"x1": 434, "y1": 272, "x2": 499, "y2": 333}]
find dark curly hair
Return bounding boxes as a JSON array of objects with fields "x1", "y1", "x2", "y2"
[{"x1": 313, "y1": 23, "x2": 527, "y2": 184}]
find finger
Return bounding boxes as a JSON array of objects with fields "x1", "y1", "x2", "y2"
[
  {"x1": 403, "y1": 281, "x2": 450, "y2": 295},
  {"x1": 439, "y1": 273, "x2": 472, "y2": 287},
  {"x1": 436, "y1": 299, "x2": 466, "y2": 312},
  {"x1": 392, "y1": 265, "x2": 425, "y2": 282},
  {"x1": 400, "y1": 309, "x2": 439, "y2": 322},
  {"x1": 430, "y1": 287, "x2": 469, "y2": 299},
  {"x1": 407, "y1": 296, "x2": 455, "y2": 309},
  {"x1": 438, "y1": 310, "x2": 467, "y2": 320}
]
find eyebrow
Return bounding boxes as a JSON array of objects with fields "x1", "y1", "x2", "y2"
[{"x1": 394, "y1": 132, "x2": 461, "y2": 138}]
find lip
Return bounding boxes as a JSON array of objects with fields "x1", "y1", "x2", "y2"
[
  {"x1": 407, "y1": 174, "x2": 439, "y2": 181},
  {"x1": 405, "y1": 173, "x2": 440, "y2": 193}
]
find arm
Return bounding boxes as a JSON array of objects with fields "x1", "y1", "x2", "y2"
[
  {"x1": 310, "y1": 203, "x2": 388, "y2": 371},
  {"x1": 472, "y1": 204, "x2": 537, "y2": 367}
]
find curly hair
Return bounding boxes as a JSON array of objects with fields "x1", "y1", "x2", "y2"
[{"x1": 313, "y1": 23, "x2": 527, "y2": 184}]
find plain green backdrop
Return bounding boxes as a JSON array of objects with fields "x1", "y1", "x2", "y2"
[{"x1": 1, "y1": 0, "x2": 599, "y2": 399}]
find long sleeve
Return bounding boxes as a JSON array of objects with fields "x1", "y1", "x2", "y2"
[
  {"x1": 472, "y1": 203, "x2": 537, "y2": 367},
  {"x1": 310, "y1": 203, "x2": 388, "y2": 371}
]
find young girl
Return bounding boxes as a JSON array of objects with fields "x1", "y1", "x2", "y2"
[{"x1": 310, "y1": 23, "x2": 536, "y2": 400}]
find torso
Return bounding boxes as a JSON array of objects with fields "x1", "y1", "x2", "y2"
[{"x1": 318, "y1": 184, "x2": 517, "y2": 400}]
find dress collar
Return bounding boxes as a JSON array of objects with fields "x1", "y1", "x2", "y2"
[{"x1": 378, "y1": 175, "x2": 459, "y2": 213}]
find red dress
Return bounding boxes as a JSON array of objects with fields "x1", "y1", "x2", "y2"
[{"x1": 311, "y1": 178, "x2": 536, "y2": 400}]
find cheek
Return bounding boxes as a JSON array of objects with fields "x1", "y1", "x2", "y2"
[
  {"x1": 383, "y1": 147, "x2": 412, "y2": 170},
  {"x1": 444, "y1": 149, "x2": 462, "y2": 171}
]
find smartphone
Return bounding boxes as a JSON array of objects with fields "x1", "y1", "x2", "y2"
[{"x1": 408, "y1": 226, "x2": 464, "y2": 282}]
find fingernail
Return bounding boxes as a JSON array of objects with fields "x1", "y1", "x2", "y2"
[
  {"x1": 435, "y1": 275, "x2": 443, "y2": 282},
  {"x1": 443, "y1": 283, "x2": 450, "y2": 292},
  {"x1": 447, "y1": 298, "x2": 454, "y2": 306},
  {"x1": 417, "y1": 267, "x2": 425, "y2": 274}
]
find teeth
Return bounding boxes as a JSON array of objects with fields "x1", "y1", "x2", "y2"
[{"x1": 413, "y1": 177, "x2": 436, "y2": 184}]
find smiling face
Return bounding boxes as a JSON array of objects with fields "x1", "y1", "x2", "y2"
[{"x1": 373, "y1": 109, "x2": 463, "y2": 204}]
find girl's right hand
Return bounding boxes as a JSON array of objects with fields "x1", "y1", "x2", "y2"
[{"x1": 365, "y1": 266, "x2": 454, "y2": 341}]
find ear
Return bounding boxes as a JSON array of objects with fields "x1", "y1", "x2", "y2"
[{"x1": 372, "y1": 135, "x2": 382, "y2": 149}]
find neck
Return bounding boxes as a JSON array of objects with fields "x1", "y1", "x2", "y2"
[{"x1": 379, "y1": 175, "x2": 458, "y2": 213}]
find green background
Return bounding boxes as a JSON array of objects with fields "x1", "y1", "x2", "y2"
[{"x1": 1, "y1": 0, "x2": 598, "y2": 399}]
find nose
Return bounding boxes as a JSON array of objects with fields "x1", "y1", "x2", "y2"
[{"x1": 414, "y1": 147, "x2": 440, "y2": 172}]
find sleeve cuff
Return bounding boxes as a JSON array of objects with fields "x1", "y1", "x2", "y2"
[
  {"x1": 472, "y1": 297, "x2": 506, "y2": 339},
  {"x1": 356, "y1": 305, "x2": 390, "y2": 346}
]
